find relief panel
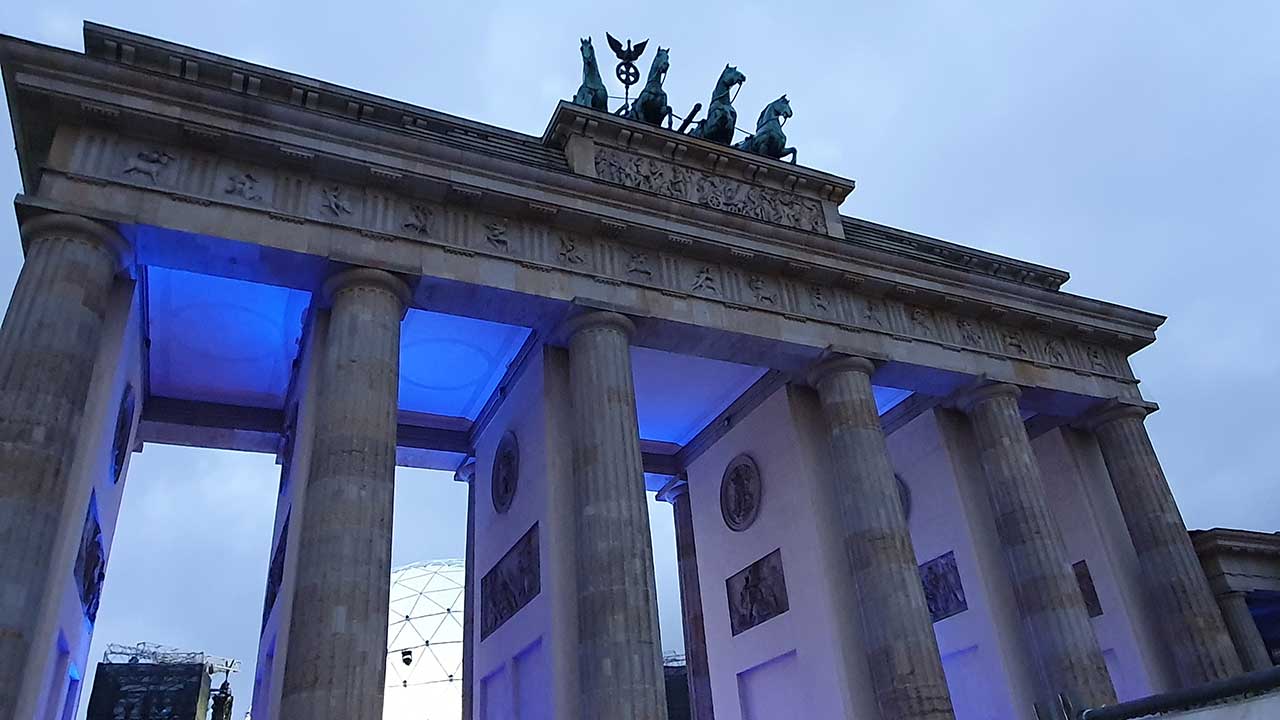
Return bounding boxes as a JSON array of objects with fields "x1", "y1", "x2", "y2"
[
  {"x1": 727, "y1": 548, "x2": 789, "y2": 636},
  {"x1": 480, "y1": 522, "x2": 540, "y2": 640}
]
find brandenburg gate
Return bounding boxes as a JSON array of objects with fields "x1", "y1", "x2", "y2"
[{"x1": 0, "y1": 23, "x2": 1253, "y2": 720}]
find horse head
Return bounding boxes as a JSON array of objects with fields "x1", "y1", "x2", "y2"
[
  {"x1": 719, "y1": 64, "x2": 747, "y2": 93},
  {"x1": 757, "y1": 94, "x2": 792, "y2": 130},
  {"x1": 649, "y1": 47, "x2": 670, "y2": 85},
  {"x1": 580, "y1": 37, "x2": 596, "y2": 65}
]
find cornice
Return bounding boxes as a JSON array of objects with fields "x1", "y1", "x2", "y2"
[{"x1": 0, "y1": 25, "x2": 1165, "y2": 359}]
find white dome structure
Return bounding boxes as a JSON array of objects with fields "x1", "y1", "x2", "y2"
[{"x1": 385, "y1": 560, "x2": 466, "y2": 720}]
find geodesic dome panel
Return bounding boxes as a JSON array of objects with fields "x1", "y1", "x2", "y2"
[{"x1": 385, "y1": 560, "x2": 465, "y2": 720}]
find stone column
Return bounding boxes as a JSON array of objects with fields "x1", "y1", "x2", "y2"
[
  {"x1": 456, "y1": 459, "x2": 477, "y2": 720},
  {"x1": 564, "y1": 311, "x2": 667, "y2": 720},
  {"x1": 659, "y1": 479, "x2": 714, "y2": 720},
  {"x1": 280, "y1": 268, "x2": 410, "y2": 720},
  {"x1": 1216, "y1": 592, "x2": 1271, "y2": 672},
  {"x1": 1084, "y1": 403, "x2": 1243, "y2": 685},
  {"x1": 958, "y1": 383, "x2": 1116, "y2": 711},
  {"x1": 0, "y1": 214, "x2": 126, "y2": 718},
  {"x1": 809, "y1": 356, "x2": 955, "y2": 720}
]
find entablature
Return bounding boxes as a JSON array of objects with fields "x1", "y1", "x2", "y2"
[{"x1": 2, "y1": 25, "x2": 1166, "y2": 396}]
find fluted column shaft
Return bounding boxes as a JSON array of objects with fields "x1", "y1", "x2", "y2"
[
  {"x1": 665, "y1": 483, "x2": 714, "y2": 720},
  {"x1": 1088, "y1": 405, "x2": 1242, "y2": 685},
  {"x1": 960, "y1": 384, "x2": 1115, "y2": 710},
  {"x1": 0, "y1": 215, "x2": 124, "y2": 719},
  {"x1": 810, "y1": 357, "x2": 955, "y2": 720},
  {"x1": 566, "y1": 311, "x2": 667, "y2": 720},
  {"x1": 280, "y1": 268, "x2": 409, "y2": 720},
  {"x1": 1216, "y1": 592, "x2": 1271, "y2": 672},
  {"x1": 459, "y1": 461, "x2": 477, "y2": 720}
]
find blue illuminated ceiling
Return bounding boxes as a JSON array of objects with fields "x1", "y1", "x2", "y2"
[
  {"x1": 146, "y1": 267, "x2": 310, "y2": 409},
  {"x1": 632, "y1": 347, "x2": 766, "y2": 446},
  {"x1": 399, "y1": 309, "x2": 531, "y2": 420}
]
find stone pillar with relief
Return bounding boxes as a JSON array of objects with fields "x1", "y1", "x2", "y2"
[
  {"x1": 564, "y1": 311, "x2": 667, "y2": 720},
  {"x1": 809, "y1": 356, "x2": 956, "y2": 720},
  {"x1": 279, "y1": 268, "x2": 411, "y2": 720},
  {"x1": 0, "y1": 214, "x2": 127, "y2": 718},
  {"x1": 1083, "y1": 402, "x2": 1243, "y2": 685},
  {"x1": 659, "y1": 478, "x2": 714, "y2": 720},
  {"x1": 957, "y1": 383, "x2": 1116, "y2": 711}
]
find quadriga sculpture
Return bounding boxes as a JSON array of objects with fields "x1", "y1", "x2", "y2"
[
  {"x1": 735, "y1": 95, "x2": 798, "y2": 164},
  {"x1": 573, "y1": 37, "x2": 609, "y2": 111},
  {"x1": 689, "y1": 64, "x2": 746, "y2": 145}
]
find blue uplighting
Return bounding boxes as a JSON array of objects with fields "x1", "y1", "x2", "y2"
[
  {"x1": 399, "y1": 309, "x2": 530, "y2": 420},
  {"x1": 146, "y1": 266, "x2": 310, "y2": 409}
]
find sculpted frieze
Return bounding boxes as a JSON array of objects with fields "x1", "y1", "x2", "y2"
[
  {"x1": 593, "y1": 146, "x2": 827, "y2": 234},
  {"x1": 69, "y1": 131, "x2": 1132, "y2": 383}
]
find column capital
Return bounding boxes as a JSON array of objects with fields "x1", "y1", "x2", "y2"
[
  {"x1": 19, "y1": 213, "x2": 131, "y2": 271},
  {"x1": 951, "y1": 382, "x2": 1021, "y2": 414},
  {"x1": 560, "y1": 309, "x2": 636, "y2": 341},
  {"x1": 806, "y1": 354, "x2": 876, "y2": 388},
  {"x1": 1076, "y1": 398, "x2": 1156, "y2": 431},
  {"x1": 656, "y1": 476, "x2": 689, "y2": 504},
  {"x1": 321, "y1": 267, "x2": 413, "y2": 315},
  {"x1": 454, "y1": 458, "x2": 477, "y2": 485}
]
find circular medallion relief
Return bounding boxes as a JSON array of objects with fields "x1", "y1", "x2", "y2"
[
  {"x1": 491, "y1": 431, "x2": 519, "y2": 514},
  {"x1": 110, "y1": 384, "x2": 136, "y2": 484},
  {"x1": 720, "y1": 454, "x2": 762, "y2": 532}
]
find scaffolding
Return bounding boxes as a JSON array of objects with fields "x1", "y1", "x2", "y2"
[{"x1": 102, "y1": 641, "x2": 240, "y2": 676}]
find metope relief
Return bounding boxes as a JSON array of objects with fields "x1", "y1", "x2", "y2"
[
  {"x1": 491, "y1": 431, "x2": 519, "y2": 514},
  {"x1": 593, "y1": 147, "x2": 827, "y2": 233},
  {"x1": 720, "y1": 454, "x2": 762, "y2": 532},
  {"x1": 121, "y1": 149, "x2": 175, "y2": 184},
  {"x1": 480, "y1": 523, "x2": 540, "y2": 639},
  {"x1": 727, "y1": 548, "x2": 789, "y2": 636},
  {"x1": 919, "y1": 550, "x2": 966, "y2": 623}
]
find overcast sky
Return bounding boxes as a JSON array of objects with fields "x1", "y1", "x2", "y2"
[{"x1": 3, "y1": 1, "x2": 1278, "y2": 715}]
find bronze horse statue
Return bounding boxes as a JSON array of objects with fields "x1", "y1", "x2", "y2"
[
  {"x1": 689, "y1": 64, "x2": 746, "y2": 145},
  {"x1": 627, "y1": 46, "x2": 673, "y2": 128},
  {"x1": 573, "y1": 37, "x2": 609, "y2": 111},
  {"x1": 735, "y1": 95, "x2": 797, "y2": 164}
]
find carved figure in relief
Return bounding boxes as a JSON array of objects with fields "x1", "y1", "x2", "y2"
[
  {"x1": 911, "y1": 308, "x2": 934, "y2": 336},
  {"x1": 122, "y1": 149, "x2": 174, "y2": 184},
  {"x1": 735, "y1": 95, "x2": 798, "y2": 164},
  {"x1": 320, "y1": 186, "x2": 353, "y2": 216},
  {"x1": 626, "y1": 252, "x2": 653, "y2": 278},
  {"x1": 558, "y1": 236, "x2": 584, "y2": 265},
  {"x1": 627, "y1": 47, "x2": 674, "y2": 128},
  {"x1": 1043, "y1": 338, "x2": 1066, "y2": 364},
  {"x1": 404, "y1": 204, "x2": 434, "y2": 236},
  {"x1": 1087, "y1": 346, "x2": 1109, "y2": 372},
  {"x1": 573, "y1": 38, "x2": 609, "y2": 112},
  {"x1": 225, "y1": 173, "x2": 261, "y2": 201},
  {"x1": 864, "y1": 300, "x2": 886, "y2": 328},
  {"x1": 748, "y1": 276, "x2": 776, "y2": 305},
  {"x1": 956, "y1": 318, "x2": 983, "y2": 346},
  {"x1": 590, "y1": 146, "x2": 828, "y2": 233},
  {"x1": 689, "y1": 65, "x2": 747, "y2": 145},
  {"x1": 485, "y1": 221, "x2": 509, "y2": 250},
  {"x1": 1004, "y1": 331, "x2": 1028, "y2": 355},
  {"x1": 691, "y1": 266, "x2": 718, "y2": 294},
  {"x1": 810, "y1": 285, "x2": 829, "y2": 313}
]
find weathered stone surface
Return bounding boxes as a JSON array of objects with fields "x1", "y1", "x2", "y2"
[
  {"x1": 565, "y1": 311, "x2": 667, "y2": 720},
  {"x1": 1085, "y1": 403, "x2": 1243, "y2": 685},
  {"x1": 959, "y1": 383, "x2": 1116, "y2": 710},
  {"x1": 810, "y1": 355, "x2": 956, "y2": 720},
  {"x1": 1216, "y1": 592, "x2": 1271, "y2": 672},
  {"x1": 663, "y1": 482, "x2": 715, "y2": 720},
  {"x1": 279, "y1": 267, "x2": 410, "y2": 720},
  {"x1": 0, "y1": 214, "x2": 124, "y2": 718}
]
